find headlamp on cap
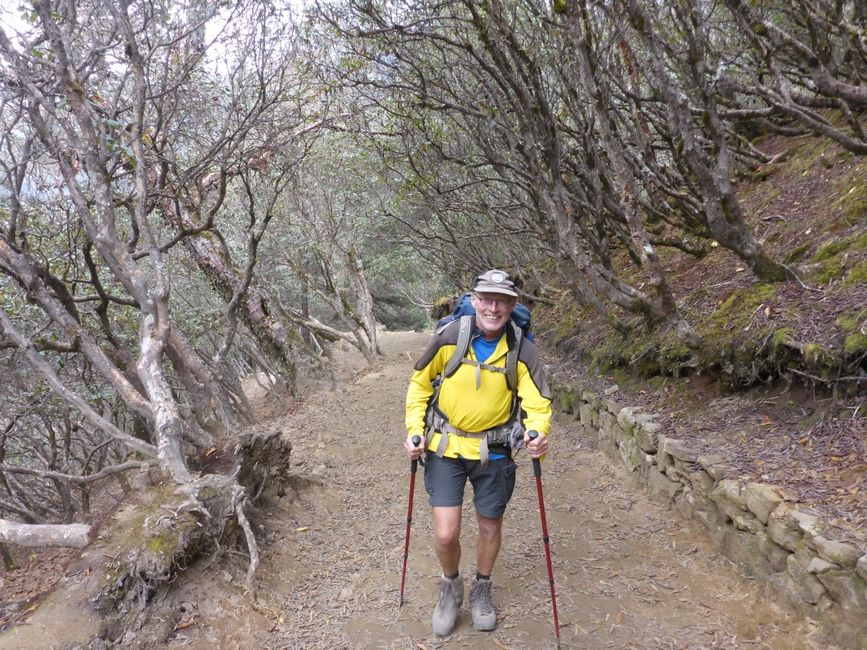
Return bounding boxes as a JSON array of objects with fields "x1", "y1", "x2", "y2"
[{"x1": 473, "y1": 269, "x2": 518, "y2": 297}]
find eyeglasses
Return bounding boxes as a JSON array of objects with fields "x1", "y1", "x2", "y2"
[{"x1": 473, "y1": 294, "x2": 515, "y2": 309}]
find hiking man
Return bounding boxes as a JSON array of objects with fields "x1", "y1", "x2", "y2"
[{"x1": 404, "y1": 269, "x2": 552, "y2": 636}]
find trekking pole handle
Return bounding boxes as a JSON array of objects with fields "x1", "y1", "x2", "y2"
[
  {"x1": 527, "y1": 430, "x2": 542, "y2": 478},
  {"x1": 410, "y1": 435, "x2": 421, "y2": 474}
]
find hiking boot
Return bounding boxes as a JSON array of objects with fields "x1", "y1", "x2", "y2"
[
  {"x1": 431, "y1": 573, "x2": 464, "y2": 636},
  {"x1": 469, "y1": 577, "x2": 496, "y2": 631}
]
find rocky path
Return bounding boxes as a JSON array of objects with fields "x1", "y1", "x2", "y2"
[{"x1": 164, "y1": 332, "x2": 825, "y2": 649}]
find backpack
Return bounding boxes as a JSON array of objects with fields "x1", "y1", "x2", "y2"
[{"x1": 425, "y1": 296, "x2": 534, "y2": 464}]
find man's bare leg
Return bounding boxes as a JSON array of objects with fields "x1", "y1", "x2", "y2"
[
  {"x1": 475, "y1": 512, "x2": 503, "y2": 576},
  {"x1": 432, "y1": 506, "x2": 462, "y2": 575}
]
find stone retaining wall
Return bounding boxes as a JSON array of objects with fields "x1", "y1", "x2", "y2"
[{"x1": 553, "y1": 381, "x2": 867, "y2": 649}]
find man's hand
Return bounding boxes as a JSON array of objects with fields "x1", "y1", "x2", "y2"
[
  {"x1": 524, "y1": 430, "x2": 549, "y2": 459},
  {"x1": 405, "y1": 435, "x2": 424, "y2": 460}
]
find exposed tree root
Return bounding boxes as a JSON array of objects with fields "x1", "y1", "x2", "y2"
[{"x1": 6, "y1": 425, "x2": 292, "y2": 649}]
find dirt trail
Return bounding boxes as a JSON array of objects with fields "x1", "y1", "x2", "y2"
[{"x1": 164, "y1": 332, "x2": 825, "y2": 649}]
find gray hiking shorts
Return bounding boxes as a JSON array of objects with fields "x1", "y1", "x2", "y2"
[{"x1": 423, "y1": 452, "x2": 517, "y2": 519}]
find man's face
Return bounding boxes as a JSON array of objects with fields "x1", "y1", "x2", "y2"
[{"x1": 471, "y1": 291, "x2": 516, "y2": 339}]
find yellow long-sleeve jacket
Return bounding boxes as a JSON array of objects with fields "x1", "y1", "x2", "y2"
[{"x1": 405, "y1": 319, "x2": 552, "y2": 459}]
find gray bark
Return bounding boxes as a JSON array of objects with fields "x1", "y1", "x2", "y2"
[
  {"x1": 0, "y1": 518, "x2": 90, "y2": 548},
  {"x1": 346, "y1": 248, "x2": 381, "y2": 358},
  {"x1": 0, "y1": 310, "x2": 158, "y2": 459},
  {"x1": 568, "y1": 5, "x2": 698, "y2": 343},
  {"x1": 0, "y1": 238, "x2": 155, "y2": 423},
  {"x1": 620, "y1": 0, "x2": 791, "y2": 282}
]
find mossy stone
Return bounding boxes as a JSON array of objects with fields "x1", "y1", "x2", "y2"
[
  {"x1": 843, "y1": 260, "x2": 867, "y2": 287},
  {"x1": 784, "y1": 243, "x2": 811, "y2": 264},
  {"x1": 814, "y1": 258, "x2": 847, "y2": 284},
  {"x1": 844, "y1": 332, "x2": 867, "y2": 356},
  {"x1": 802, "y1": 343, "x2": 832, "y2": 368},
  {"x1": 831, "y1": 174, "x2": 867, "y2": 226}
]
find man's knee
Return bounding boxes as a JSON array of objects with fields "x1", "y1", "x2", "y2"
[
  {"x1": 433, "y1": 507, "x2": 462, "y2": 548},
  {"x1": 435, "y1": 526, "x2": 460, "y2": 549},
  {"x1": 435, "y1": 517, "x2": 461, "y2": 547},
  {"x1": 476, "y1": 515, "x2": 502, "y2": 542}
]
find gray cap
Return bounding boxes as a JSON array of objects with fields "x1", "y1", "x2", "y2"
[{"x1": 474, "y1": 269, "x2": 518, "y2": 297}]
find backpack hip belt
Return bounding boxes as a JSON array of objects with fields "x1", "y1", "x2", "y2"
[{"x1": 425, "y1": 404, "x2": 524, "y2": 468}]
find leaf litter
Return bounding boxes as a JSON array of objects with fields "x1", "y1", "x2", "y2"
[{"x1": 157, "y1": 333, "x2": 832, "y2": 648}]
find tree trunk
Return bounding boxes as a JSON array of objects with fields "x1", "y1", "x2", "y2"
[
  {"x1": 346, "y1": 247, "x2": 380, "y2": 357},
  {"x1": 176, "y1": 221, "x2": 299, "y2": 387},
  {"x1": 621, "y1": 0, "x2": 791, "y2": 283},
  {"x1": 0, "y1": 519, "x2": 90, "y2": 548},
  {"x1": 0, "y1": 237, "x2": 155, "y2": 423},
  {"x1": 0, "y1": 310, "x2": 158, "y2": 459},
  {"x1": 6, "y1": 425, "x2": 292, "y2": 647},
  {"x1": 569, "y1": 7, "x2": 700, "y2": 345}
]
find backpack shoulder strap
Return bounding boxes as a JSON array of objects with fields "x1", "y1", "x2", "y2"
[
  {"x1": 443, "y1": 315, "x2": 473, "y2": 378},
  {"x1": 505, "y1": 320, "x2": 523, "y2": 390}
]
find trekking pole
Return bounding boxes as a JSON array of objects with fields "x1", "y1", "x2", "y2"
[
  {"x1": 527, "y1": 430, "x2": 561, "y2": 648},
  {"x1": 399, "y1": 435, "x2": 422, "y2": 607}
]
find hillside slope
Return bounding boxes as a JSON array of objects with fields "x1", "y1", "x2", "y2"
[{"x1": 540, "y1": 132, "x2": 866, "y2": 541}]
